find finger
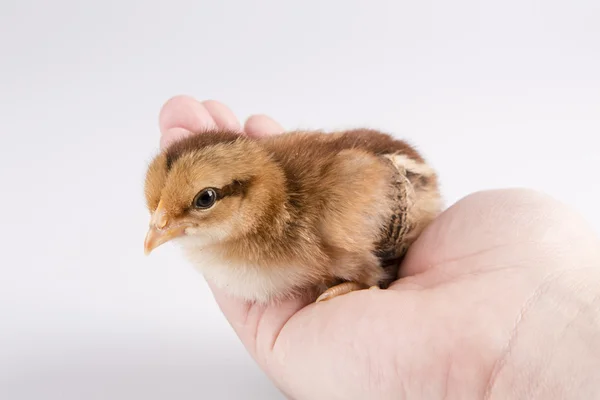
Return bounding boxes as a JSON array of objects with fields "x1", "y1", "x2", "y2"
[
  {"x1": 156, "y1": 97, "x2": 301, "y2": 364},
  {"x1": 158, "y1": 95, "x2": 217, "y2": 148},
  {"x1": 244, "y1": 114, "x2": 284, "y2": 137},
  {"x1": 201, "y1": 100, "x2": 242, "y2": 132}
]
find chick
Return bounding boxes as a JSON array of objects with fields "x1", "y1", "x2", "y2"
[{"x1": 144, "y1": 129, "x2": 442, "y2": 304}]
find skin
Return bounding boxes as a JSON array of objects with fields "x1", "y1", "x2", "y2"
[{"x1": 157, "y1": 95, "x2": 600, "y2": 399}]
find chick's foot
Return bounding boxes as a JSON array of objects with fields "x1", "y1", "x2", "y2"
[{"x1": 315, "y1": 282, "x2": 368, "y2": 303}]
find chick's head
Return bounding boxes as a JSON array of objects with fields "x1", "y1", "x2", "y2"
[{"x1": 143, "y1": 131, "x2": 284, "y2": 254}]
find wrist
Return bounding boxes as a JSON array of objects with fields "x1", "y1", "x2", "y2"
[{"x1": 488, "y1": 266, "x2": 600, "y2": 399}]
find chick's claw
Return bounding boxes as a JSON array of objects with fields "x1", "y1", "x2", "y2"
[{"x1": 315, "y1": 282, "x2": 367, "y2": 303}]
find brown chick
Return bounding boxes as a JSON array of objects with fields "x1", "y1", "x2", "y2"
[{"x1": 143, "y1": 128, "x2": 442, "y2": 304}]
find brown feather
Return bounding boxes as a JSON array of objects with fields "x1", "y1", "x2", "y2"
[{"x1": 144, "y1": 128, "x2": 442, "y2": 303}]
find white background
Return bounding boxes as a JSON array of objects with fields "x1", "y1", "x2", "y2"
[{"x1": 1, "y1": 0, "x2": 599, "y2": 399}]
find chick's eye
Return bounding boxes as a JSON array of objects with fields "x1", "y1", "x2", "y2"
[{"x1": 193, "y1": 188, "x2": 217, "y2": 209}]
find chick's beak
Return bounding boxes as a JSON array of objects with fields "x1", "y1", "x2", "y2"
[{"x1": 144, "y1": 200, "x2": 188, "y2": 255}]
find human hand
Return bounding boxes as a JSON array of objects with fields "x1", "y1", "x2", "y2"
[{"x1": 157, "y1": 96, "x2": 600, "y2": 399}]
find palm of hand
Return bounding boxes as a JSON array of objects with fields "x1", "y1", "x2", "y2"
[{"x1": 157, "y1": 97, "x2": 597, "y2": 399}]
